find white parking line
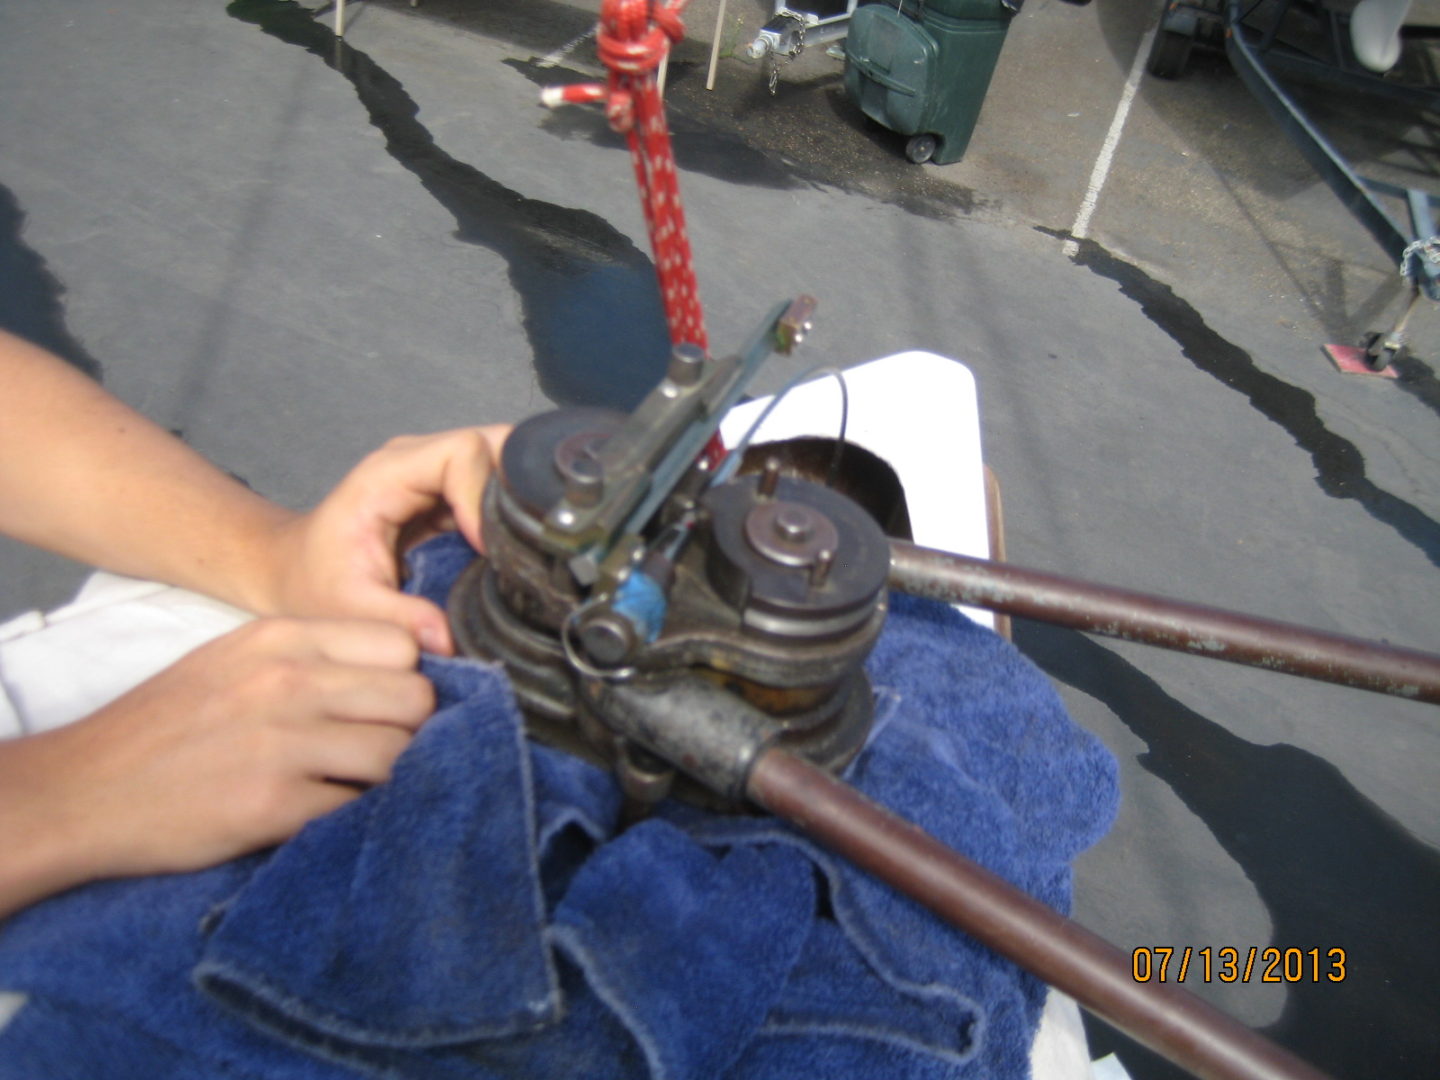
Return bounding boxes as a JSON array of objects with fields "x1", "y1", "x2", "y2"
[
  {"x1": 1065, "y1": 22, "x2": 1159, "y2": 258},
  {"x1": 537, "y1": 27, "x2": 597, "y2": 69}
]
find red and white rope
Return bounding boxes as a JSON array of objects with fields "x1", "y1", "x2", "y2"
[{"x1": 541, "y1": 0, "x2": 707, "y2": 355}]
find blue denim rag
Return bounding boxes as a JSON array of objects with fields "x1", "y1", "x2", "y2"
[{"x1": 0, "y1": 533, "x2": 1118, "y2": 1079}]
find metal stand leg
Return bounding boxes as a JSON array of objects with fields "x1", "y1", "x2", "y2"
[
  {"x1": 1363, "y1": 285, "x2": 1423, "y2": 371},
  {"x1": 983, "y1": 465, "x2": 1011, "y2": 641},
  {"x1": 1324, "y1": 285, "x2": 1418, "y2": 378},
  {"x1": 707, "y1": 0, "x2": 729, "y2": 91}
]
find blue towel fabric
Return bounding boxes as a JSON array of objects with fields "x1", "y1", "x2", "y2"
[{"x1": 0, "y1": 533, "x2": 1118, "y2": 1079}]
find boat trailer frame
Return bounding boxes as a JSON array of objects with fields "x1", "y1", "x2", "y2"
[{"x1": 1151, "y1": 0, "x2": 1440, "y2": 368}]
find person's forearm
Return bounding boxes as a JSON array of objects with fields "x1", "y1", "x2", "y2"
[{"x1": 0, "y1": 330, "x2": 295, "y2": 613}]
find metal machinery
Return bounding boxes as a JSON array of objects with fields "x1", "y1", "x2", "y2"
[
  {"x1": 747, "y1": 1, "x2": 859, "y2": 93},
  {"x1": 450, "y1": 301, "x2": 886, "y2": 812},
  {"x1": 447, "y1": 297, "x2": 1440, "y2": 1080},
  {"x1": 1148, "y1": 0, "x2": 1440, "y2": 369}
]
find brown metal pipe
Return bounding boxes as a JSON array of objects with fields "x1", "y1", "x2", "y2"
[
  {"x1": 889, "y1": 541, "x2": 1440, "y2": 705},
  {"x1": 748, "y1": 749, "x2": 1333, "y2": 1080}
]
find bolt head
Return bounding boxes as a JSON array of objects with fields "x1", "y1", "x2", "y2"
[{"x1": 773, "y1": 504, "x2": 814, "y2": 542}]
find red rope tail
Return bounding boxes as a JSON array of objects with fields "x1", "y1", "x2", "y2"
[{"x1": 549, "y1": 0, "x2": 708, "y2": 355}]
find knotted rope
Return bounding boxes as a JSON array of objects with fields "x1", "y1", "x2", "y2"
[{"x1": 542, "y1": 0, "x2": 707, "y2": 354}]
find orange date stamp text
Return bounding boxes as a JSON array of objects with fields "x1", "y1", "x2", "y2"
[{"x1": 1130, "y1": 946, "x2": 1347, "y2": 984}]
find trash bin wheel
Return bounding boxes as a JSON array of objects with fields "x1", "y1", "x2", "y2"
[
  {"x1": 906, "y1": 133, "x2": 937, "y2": 165},
  {"x1": 1148, "y1": 6, "x2": 1198, "y2": 79}
]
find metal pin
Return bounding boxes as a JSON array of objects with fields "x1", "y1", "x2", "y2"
[
  {"x1": 810, "y1": 547, "x2": 835, "y2": 587},
  {"x1": 563, "y1": 453, "x2": 604, "y2": 507},
  {"x1": 776, "y1": 295, "x2": 818, "y2": 354},
  {"x1": 667, "y1": 342, "x2": 706, "y2": 388},
  {"x1": 758, "y1": 456, "x2": 782, "y2": 499}
]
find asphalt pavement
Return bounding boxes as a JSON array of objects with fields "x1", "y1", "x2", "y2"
[{"x1": 0, "y1": 2, "x2": 1436, "y2": 1077}]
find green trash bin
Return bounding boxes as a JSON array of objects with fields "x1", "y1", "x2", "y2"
[{"x1": 844, "y1": 0, "x2": 1018, "y2": 164}]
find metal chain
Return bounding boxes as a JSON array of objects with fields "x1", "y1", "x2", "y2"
[
  {"x1": 1398, "y1": 236, "x2": 1440, "y2": 280},
  {"x1": 768, "y1": 15, "x2": 806, "y2": 95}
]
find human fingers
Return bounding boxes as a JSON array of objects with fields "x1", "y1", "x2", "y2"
[
  {"x1": 346, "y1": 426, "x2": 509, "y2": 554},
  {"x1": 226, "y1": 703, "x2": 422, "y2": 847},
  {"x1": 315, "y1": 584, "x2": 456, "y2": 657},
  {"x1": 302, "y1": 661, "x2": 435, "y2": 731},
  {"x1": 440, "y1": 425, "x2": 509, "y2": 552},
  {"x1": 10, "y1": 622, "x2": 436, "y2": 889},
  {"x1": 222, "y1": 723, "x2": 414, "y2": 856},
  {"x1": 233, "y1": 778, "x2": 363, "y2": 857},
  {"x1": 306, "y1": 721, "x2": 416, "y2": 787},
  {"x1": 260, "y1": 427, "x2": 510, "y2": 630},
  {"x1": 234, "y1": 621, "x2": 433, "y2": 726},
  {"x1": 256, "y1": 615, "x2": 424, "y2": 670},
  {"x1": 396, "y1": 505, "x2": 459, "y2": 554}
]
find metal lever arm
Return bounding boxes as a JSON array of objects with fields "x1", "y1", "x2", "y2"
[
  {"x1": 581, "y1": 674, "x2": 1333, "y2": 1080},
  {"x1": 889, "y1": 542, "x2": 1440, "y2": 705},
  {"x1": 747, "y1": 750, "x2": 1333, "y2": 1080},
  {"x1": 546, "y1": 297, "x2": 814, "y2": 584}
]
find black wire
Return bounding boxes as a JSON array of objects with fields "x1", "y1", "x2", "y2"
[{"x1": 711, "y1": 366, "x2": 851, "y2": 489}]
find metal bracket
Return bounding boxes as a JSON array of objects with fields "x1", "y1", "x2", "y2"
[{"x1": 539, "y1": 298, "x2": 815, "y2": 585}]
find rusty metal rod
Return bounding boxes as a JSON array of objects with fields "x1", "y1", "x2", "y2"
[
  {"x1": 747, "y1": 749, "x2": 1332, "y2": 1080},
  {"x1": 889, "y1": 541, "x2": 1440, "y2": 705}
]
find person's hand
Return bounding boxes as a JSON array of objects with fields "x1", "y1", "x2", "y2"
[
  {"x1": 260, "y1": 426, "x2": 510, "y2": 656},
  {"x1": 0, "y1": 617, "x2": 433, "y2": 915}
]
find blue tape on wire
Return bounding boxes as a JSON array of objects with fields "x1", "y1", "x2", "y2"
[{"x1": 612, "y1": 572, "x2": 668, "y2": 644}]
